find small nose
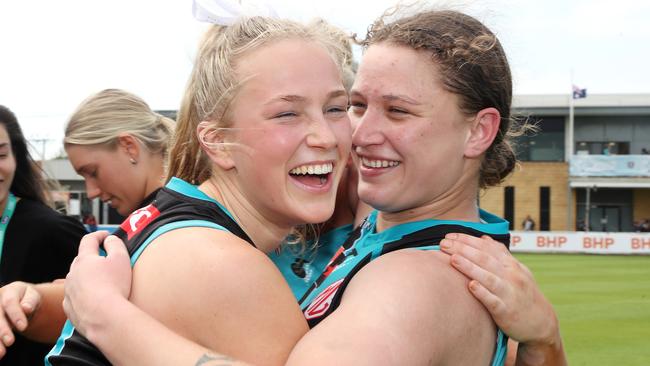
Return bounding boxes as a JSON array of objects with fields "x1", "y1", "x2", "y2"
[
  {"x1": 84, "y1": 179, "x2": 101, "y2": 200},
  {"x1": 306, "y1": 117, "x2": 339, "y2": 150},
  {"x1": 351, "y1": 108, "x2": 384, "y2": 147}
]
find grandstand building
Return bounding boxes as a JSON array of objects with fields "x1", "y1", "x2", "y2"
[{"x1": 480, "y1": 94, "x2": 650, "y2": 232}]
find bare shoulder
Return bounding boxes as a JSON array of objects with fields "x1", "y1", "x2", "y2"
[
  {"x1": 290, "y1": 249, "x2": 498, "y2": 365},
  {"x1": 132, "y1": 226, "x2": 286, "y2": 305},
  {"x1": 130, "y1": 227, "x2": 306, "y2": 365},
  {"x1": 345, "y1": 249, "x2": 467, "y2": 298}
]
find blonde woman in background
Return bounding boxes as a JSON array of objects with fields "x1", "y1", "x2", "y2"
[{"x1": 0, "y1": 89, "x2": 174, "y2": 359}]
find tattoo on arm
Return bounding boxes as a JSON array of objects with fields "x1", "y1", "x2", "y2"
[{"x1": 195, "y1": 353, "x2": 236, "y2": 366}]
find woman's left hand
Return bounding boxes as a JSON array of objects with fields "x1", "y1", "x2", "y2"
[
  {"x1": 439, "y1": 233, "x2": 560, "y2": 346},
  {"x1": 63, "y1": 232, "x2": 132, "y2": 337}
]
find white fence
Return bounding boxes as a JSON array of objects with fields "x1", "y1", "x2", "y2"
[{"x1": 510, "y1": 231, "x2": 650, "y2": 255}]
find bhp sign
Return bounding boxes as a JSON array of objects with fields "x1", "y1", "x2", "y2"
[
  {"x1": 510, "y1": 232, "x2": 650, "y2": 255},
  {"x1": 537, "y1": 236, "x2": 567, "y2": 248},
  {"x1": 631, "y1": 237, "x2": 650, "y2": 250}
]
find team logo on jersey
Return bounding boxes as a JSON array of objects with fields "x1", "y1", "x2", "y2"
[
  {"x1": 120, "y1": 204, "x2": 160, "y2": 240},
  {"x1": 303, "y1": 278, "x2": 344, "y2": 320}
]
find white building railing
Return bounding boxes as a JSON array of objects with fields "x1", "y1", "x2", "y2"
[{"x1": 570, "y1": 155, "x2": 650, "y2": 177}]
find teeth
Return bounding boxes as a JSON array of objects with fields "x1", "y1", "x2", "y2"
[
  {"x1": 361, "y1": 157, "x2": 400, "y2": 168},
  {"x1": 290, "y1": 163, "x2": 333, "y2": 175}
]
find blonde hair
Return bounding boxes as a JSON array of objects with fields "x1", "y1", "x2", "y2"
[
  {"x1": 167, "y1": 16, "x2": 347, "y2": 184},
  {"x1": 64, "y1": 89, "x2": 175, "y2": 157},
  {"x1": 308, "y1": 18, "x2": 356, "y2": 90}
]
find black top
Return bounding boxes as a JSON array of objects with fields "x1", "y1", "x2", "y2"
[
  {"x1": 47, "y1": 180, "x2": 252, "y2": 365},
  {"x1": 0, "y1": 198, "x2": 86, "y2": 366},
  {"x1": 300, "y1": 221, "x2": 510, "y2": 328}
]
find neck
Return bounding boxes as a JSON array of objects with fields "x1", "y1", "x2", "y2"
[
  {"x1": 376, "y1": 175, "x2": 480, "y2": 232},
  {"x1": 143, "y1": 155, "x2": 166, "y2": 198},
  {"x1": 0, "y1": 194, "x2": 8, "y2": 216},
  {"x1": 199, "y1": 176, "x2": 290, "y2": 254}
]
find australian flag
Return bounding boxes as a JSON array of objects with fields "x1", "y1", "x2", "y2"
[{"x1": 572, "y1": 85, "x2": 587, "y2": 99}]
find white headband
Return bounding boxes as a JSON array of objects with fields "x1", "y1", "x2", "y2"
[{"x1": 192, "y1": 0, "x2": 278, "y2": 25}]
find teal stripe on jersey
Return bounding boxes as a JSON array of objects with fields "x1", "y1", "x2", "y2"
[
  {"x1": 45, "y1": 320, "x2": 75, "y2": 366},
  {"x1": 130, "y1": 220, "x2": 228, "y2": 264},
  {"x1": 492, "y1": 329, "x2": 509, "y2": 366}
]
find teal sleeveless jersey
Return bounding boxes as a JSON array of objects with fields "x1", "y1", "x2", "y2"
[
  {"x1": 299, "y1": 209, "x2": 511, "y2": 366},
  {"x1": 269, "y1": 224, "x2": 353, "y2": 299}
]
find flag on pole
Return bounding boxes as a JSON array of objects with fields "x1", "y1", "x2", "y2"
[{"x1": 572, "y1": 85, "x2": 587, "y2": 99}]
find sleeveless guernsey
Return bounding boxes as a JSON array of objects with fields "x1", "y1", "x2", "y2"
[
  {"x1": 299, "y1": 209, "x2": 511, "y2": 366},
  {"x1": 46, "y1": 178, "x2": 252, "y2": 366}
]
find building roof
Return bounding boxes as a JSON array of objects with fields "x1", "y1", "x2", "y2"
[
  {"x1": 513, "y1": 94, "x2": 650, "y2": 116},
  {"x1": 42, "y1": 158, "x2": 82, "y2": 181}
]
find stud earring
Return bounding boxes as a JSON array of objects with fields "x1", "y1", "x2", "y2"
[{"x1": 129, "y1": 158, "x2": 137, "y2": 165}]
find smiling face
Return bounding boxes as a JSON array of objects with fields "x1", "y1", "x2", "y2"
[
  {"x1": 349, "y1": 43, "x2": 474, "y2": 214},
  {"x1": 0, "y1": 124, "x2": 16, "y2": 211},
  {"x1": 216, "y1": 39, "x2": 352, "y2": 226},
  {"x1": 66, "y1": 142, "x2": 147, "y2": 216}
]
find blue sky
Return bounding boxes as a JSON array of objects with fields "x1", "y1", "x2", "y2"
[{"x1": 0, "y1": 0, "x2": 648, "y2": 158}]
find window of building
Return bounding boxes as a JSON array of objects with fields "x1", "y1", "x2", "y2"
[
  {"x1": 515, "y1": 116, "x2": 565, "y2": 161},
  {"x1": 540, "y1": 186, "x2": 550, "y2": 231},
  {"x1": 575, "y1": 141, "x2": 630, "y2": 155},
  {"x1": 504, "y1": 186, "x2": 514, "y2": 230}
]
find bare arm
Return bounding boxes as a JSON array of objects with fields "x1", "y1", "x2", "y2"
[
  {"x1": 440, "y1": 233, "x2": 567, "y2": 366},
  {"x1": 0, "y1": 279, "x2": 67, "y2": 357},
  {"x1": 81, "y1": 297, "x2": 252, "y2": 366},
  {"x1": 20, "y1": 281, "x2": 67, "y2": 342},
  {"x1": 64, "y1": 230, "x2": 307, "y2": 366},
  {"x1": 287, "y1": 249, "x2": 498, "y2": 365}
]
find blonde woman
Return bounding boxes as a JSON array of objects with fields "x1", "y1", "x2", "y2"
[
  {"x1": 0, "y1": 89, "x2": 174, "y2": 359},
  {"x1": 64, "y1": 89, "x2": 174, "y2": 217},
  {"x1": 47, "y1": 16, "x2": 351, "y2": 365}
]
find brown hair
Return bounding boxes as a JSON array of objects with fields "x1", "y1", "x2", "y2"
[
  {"x1": 362, "y1": 9, "x2": 523, "y2": 187},
  {"x1": 0, "y1": 105, "x2": 50, "y2": 206}
]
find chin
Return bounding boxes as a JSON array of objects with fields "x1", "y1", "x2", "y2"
[
  {"x1": 299, "y1": 203, "x2": 335, "y2": 224},
  {"x1": 116, "y1": 206, "x2": 134, "y2": 217},
  {"x1": 357, "y1": 187, "x2": 390, "y2": 211}
]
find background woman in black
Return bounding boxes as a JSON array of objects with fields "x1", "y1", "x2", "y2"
[{"x1": 0, "y1": 105, "x2": 86, "y2": 365}]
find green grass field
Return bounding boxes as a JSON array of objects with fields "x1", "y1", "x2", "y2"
[{"x1": 515, "y1": 254, "x2": 650, "y2": 365}]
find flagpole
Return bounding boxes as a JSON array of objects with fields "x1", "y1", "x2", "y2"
[
  {"x1": 568, "y1": 70, "x2": 575, "y2": 158},
  {"x1": 568, "y1": 70, "x2": 576, "y2": 232}
]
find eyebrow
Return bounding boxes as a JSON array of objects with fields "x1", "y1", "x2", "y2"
[
  {"x1": 74, "y1": 164, "x2": 90, "y2": 176},
  {"x1": 264, "y1": 89, "x2": 348, "y2": 105},
  {"x1": 349, "y1": 91, "x2": 422, "y2": 106},
  {"x1": 0, "y1": 143, "x2": 8, "y2": 149},
  {"x1": 327, "y1": 89, "x2": 348, "y2": 99},
  {"x1": 382, "y1": 94, "x2": 422, "y2": 105}
]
